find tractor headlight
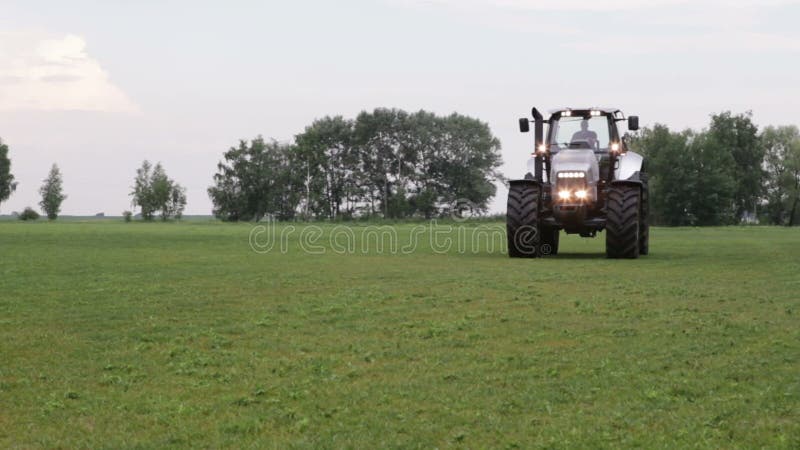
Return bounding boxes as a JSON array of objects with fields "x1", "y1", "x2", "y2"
[
  {"x1": 575, "y1": 189, "x2": 588, "y2": 199},
  {"x1": 557, "y1": 171, "x2": 586, "y2": 179},
  {"x1": 558, "y1": 190, "x2": 571, "y2": 200}
]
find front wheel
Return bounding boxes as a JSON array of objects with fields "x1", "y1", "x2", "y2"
[
  {"x1": 606, "y1": 184, "x2": 641, "y2": 259},
  {"x1": 507, "y1": 181, "x2": 540, "y2": 258}
]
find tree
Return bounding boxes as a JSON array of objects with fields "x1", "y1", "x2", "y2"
[
  {"x1": 0, "y1": 138, "x2": 17, "y2": 212},
  {"x1": 131, "y1": 160, "x2": 186, "y2": 221},
  {"x1": 435, "y1": 113, "x2": 503, "y2": 214},
  {"x1": 633, "y1": 124, "x2": 735, "y2": 226},
  {"x1": 209, "y1": 138, "x2": 303, "y2": 221},
  {"x1": 19, "y1": 207, "x2": 39, "y2": 221},
  {"x1": 633, "y1": 125, "x2": 695, "y2": 225},
  {"x1": 209, "y1": 109, "x2": 503, "y2": 221},
  {"x1": 352, "y1": 108, "x2": 413, "y2": 218},
  {"x1": 686, "y1": 130, "x2": 737, "y2": 225},
  {"x1": 707, "y1": 111, "x2": 763, "y2": 221},
  {"x1": 38, "y1": 164, "x2": 67, "y2": 220},
  {"x1": 762, "y1": 125, "x2": 800, "y2": 225},
  {"x1": 295, "y1": 116, "x2": 357, "y2": 220},
  {"x1": 132, "y1": 160, "x2": 156, "y2": 220}
]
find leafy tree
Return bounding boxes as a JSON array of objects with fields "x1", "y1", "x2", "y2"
[
  {"x1": 19, "y1": 207, "x2": 39, "y2": 221},
  {"x1": 762, "y1": 125, "x2": 800, "y2": 225},
  {"x1": 686, "y1": 131, "x2": 737, "y2": 225},
  {"x1": 209, "y1": 109, "x2": 503, "y2": 221},
  {"x1": 0, "y1": 138, "x2": 17, "y2": 211},
  {"x1": 707, "y1": 111, "x2": 763, "y2": 221},
  {"x1": 208, "y1": 137, "x2": 303, "y2": 221},
  {"x1": 352, "y1": 108, "x2": 414, "y2": 218},
  {"x1": 132, "y1": 160, "x2": 156, "y2": 220},
  {"x1": 168, "y1": 184, "x2": 188, "y2": 220},
  {"x1": 633, "y1": 125, "x2": 695, "y2": 225},
  {"x1": 295, "y1": 116, "x2": 357, "y2": 220},
  {"x1": 131, "y1": 160, "x2": 186, "y2": 221},
  {"x1": 435, "y1": 113, "x2": 502, "y2": 214},
  {"x1": 39, "y1": 164, "x2": 67, "y2": 220}
]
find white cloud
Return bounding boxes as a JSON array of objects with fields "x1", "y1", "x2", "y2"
[{"x1": 0, "y1": 31, "x2": 137, "y2": 112}]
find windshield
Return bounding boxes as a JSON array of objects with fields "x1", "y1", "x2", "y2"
[{"x1": 549, "y1": 116, "x2": 612, "y2": 152}]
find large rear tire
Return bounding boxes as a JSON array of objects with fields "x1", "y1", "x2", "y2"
[
  {"x1": 606, "y1": 184, "x2": 641, "y2": 259},
  {"x1": 507, "y1": 182, "x2": 540, "y2": 258}
]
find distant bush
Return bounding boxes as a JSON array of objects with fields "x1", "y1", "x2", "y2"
[
  {"x1": 123, "y1": 211, "x2": 132, "y2": 222},
  {"x1": 19, "y1": 207, "x2": 40, "y2": 221}
]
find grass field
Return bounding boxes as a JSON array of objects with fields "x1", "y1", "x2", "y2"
[{"x1": 1, "y1": 221, "x2": 799, "y2": 448}]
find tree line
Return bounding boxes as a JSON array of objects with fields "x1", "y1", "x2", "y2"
[
  {"x1": 1, "y1": 109, "x2": 800, "y2": 226},
  {"x1": 632, "y1": 111, "x2": 800, "y2": 226},
  {"x1": 208, "y1": 108, "x2": 503, "y2": 221},
  {"x1": 0, "y1": 137, "x2": 186, "y2": 221}
]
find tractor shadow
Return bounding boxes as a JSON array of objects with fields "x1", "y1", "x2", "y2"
[{"x1": 543, "y1": 252, "x2": 607, "y2": 259}]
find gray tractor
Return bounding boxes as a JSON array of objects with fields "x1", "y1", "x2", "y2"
[{"x1": 507, "y1": 107, "x2": 649, "y2": 258}]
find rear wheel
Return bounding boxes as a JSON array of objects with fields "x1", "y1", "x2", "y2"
[
  {"x1": 606, "y1": 184, "x2": 641, "y2": 259},
  {"x1": 507, "y1": 182, "x2": 540, "y2": 258}
]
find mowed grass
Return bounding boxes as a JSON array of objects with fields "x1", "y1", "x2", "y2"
[{"x1": 0, "y1": 221, "x2": 798, "y2": 449}]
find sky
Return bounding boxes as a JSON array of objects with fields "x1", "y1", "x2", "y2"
[{"x1": 1, "y1": 0, "x2": 799, "y2": 215}]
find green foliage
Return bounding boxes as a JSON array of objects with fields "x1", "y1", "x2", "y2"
[
  {"x1": 686, "y1": 130, "x2": 737, "y2": 225},
  {"x1": 634, "y1": 126, "x2": 695, "y2": 225},
  {"x1": 122, "y1": 211, "x2": 133, "y2": 222},
  {"x1": 634, "y1": 121, "x2": 737, "y2": 225},
  {"x1": 18, "y1": 206, "x2": 39, "y2": 220},
  {"x1": 39, "y1": 164, "x2": 67, "y2": 220},
  {"x1": 208, "y1": 137, "x2": 303, "y2": 221},
  {"x1": 295, "y1": 116, "x2": 356, "y2": 220},
  {"x1": 707, "y1": 111, "x2": 763, "y2": 221},
  {"x1": 0, "y1": 138, "x2": 17, "y2": 210},
  {"x1": 130, "y1": 161, "x2": 187, "y2": 221},
  {"x1": 761, "y1": 125, "x2": 800, "y2": 225},
  {"x1": 1, "y1": 222, "x2": 799, "y2": 447},
  {"x1": 210, "y1": 109, "x2": 503, "y2": 221}
]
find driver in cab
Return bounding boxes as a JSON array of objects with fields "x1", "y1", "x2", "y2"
[{"x1": 571, "y1": 119, "x2": 598, "y2": 149}]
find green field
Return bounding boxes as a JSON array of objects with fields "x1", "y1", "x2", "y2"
[{"x1": 1, "y1": 222, "x2": 798, "y2": 448}]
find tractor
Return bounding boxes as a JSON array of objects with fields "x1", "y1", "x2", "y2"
[{"x1": 506, "y1": 107, "x2": 649, "y2": 258}]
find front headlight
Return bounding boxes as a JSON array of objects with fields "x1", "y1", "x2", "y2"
[
  {"x1": 575, "y1": 189, "x2": 588, "y2": 200},
  {"x1": 558, "y1": 190, "x2": 571, "y2": 200}
]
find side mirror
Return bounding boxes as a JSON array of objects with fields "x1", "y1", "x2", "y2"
[
  {"x1": 519, "y1": 118, "x2": 530, "y2": 133},
  {"x1": 628, "y1": 116, "x2": 639, "y2": 131}
]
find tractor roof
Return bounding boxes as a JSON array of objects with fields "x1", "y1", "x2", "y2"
[{"x1": 548, "y1": 107, "x2": 621, "y2": 115}]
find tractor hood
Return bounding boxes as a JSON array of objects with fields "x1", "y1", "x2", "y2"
[{"x1": 550, "y1": 149, "x2": 599, "y2": 183}]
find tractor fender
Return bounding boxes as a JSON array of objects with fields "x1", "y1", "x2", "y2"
[
  {"x1": 610, "y1": 171, "x2": 646, "y2": 189},
  {"x1": 509, "y1": 178, "x2": 542, "y2": 189},
  {"x1": 615, "y1": 151, "x2": 644, "y2": 181}
]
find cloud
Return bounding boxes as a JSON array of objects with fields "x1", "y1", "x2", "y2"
[{"x1": 0, "y1": 32, "x2": 137, "y2": 112}]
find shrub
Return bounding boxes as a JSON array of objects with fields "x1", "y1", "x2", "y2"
[
  {"x1": 123, "y1": 211, "x2": 133, "y2": 222},
  {"x1": 19, "y1": 207, "x2": 40, "y2": 221}
]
